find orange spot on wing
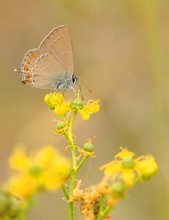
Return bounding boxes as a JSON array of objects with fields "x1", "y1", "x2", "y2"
[
  {"x1": 22, "y1": 79, "x2": 29, "y2": 84},
  {"x1": 26, "y1": 73, "x2": 31, "y2": 80},
  {"x1": 29, "y1": 52, "x2": 37, "y2": 59},
  {"x1": 24, "y1": 66, "x2": 29, "y2": 71},
  {"x1": 26, "y1": 60, "x2": 30, "y2": 64},
  {"x1": 22, "y1": 73, "x2": 32, "y2": 85}
]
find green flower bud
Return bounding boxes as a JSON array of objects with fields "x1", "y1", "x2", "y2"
[
  {"x1": 83, "y1": 141, "x2": 94, "y2": 152},
  {"x1": 122, "y1": 157, "x2": 134, "y2": 168},
  {"x1": 112, "y1": 181, "x2": 125, "y2": 194},
  {"x1": 71, "y1": 98, "x2": 83, "y2": 110},
  {"x1": 57, "y1": 121, "x2": 66, "y2": 129}
]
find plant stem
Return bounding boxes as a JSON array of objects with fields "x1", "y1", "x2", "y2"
[
  {"x1": 66, "y1": 111, "x2": 78, "y2": 220},
  {"x1": 61, "y1": 184, "x2": 69, "y2": 200},
  {"x1": 68, "y1": 111, "x2": 77, "y2": 170},
  {"x1": 97, "y1": 205, "x2": 113, "y2": 220},
  {"x1": 63, "y1": 111, "x2": 89, "y2": 219},
  {"x1": 76, "y1": 156, "x2": 88, "y2": 173}
]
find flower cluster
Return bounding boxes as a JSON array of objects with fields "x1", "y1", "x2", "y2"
[
  {"x1": 44, "y1": 92, "x2": 100, "y2": 120},
  {"x1": 7, "y1": 145, "x2": 71, "y2": 199},
  {"x1": 72, "y1": 148, "x2": 158, "y2": 219},
  {"x1": 100, "y1": 147, "x2": 158, "y2": 186}
]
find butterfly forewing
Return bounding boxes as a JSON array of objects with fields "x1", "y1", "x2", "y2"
[{"x1": 39, "y1": 25, "x2": 74, "y2": 75}]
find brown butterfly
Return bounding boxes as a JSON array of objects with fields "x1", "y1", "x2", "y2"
[{"x1": 15, "y1": 25, "x2": 77, "y2": 92}]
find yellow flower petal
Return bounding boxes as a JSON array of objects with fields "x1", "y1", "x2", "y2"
[
  {"x1": 54, "y1": 102, "x2": 71, "y2": 115},
  {"x1": 135, "y1": 155, "x2": 158, "y2": 179},
  {"x1": 115, "y1": 147, "x2": 135, "y2": 160},
  {"x1": 79, "y1": 100, "x2": 100, "y2": 120},
  {"x1": 87, "y1": 100, "x2": 100, "y2": 113},
  {"x1": 9, "y1": 149, "x2": 31, "y2": 172},
  {"x1": 119, "y1": 169, "x2": 137, "y2": 186},
  {"x1": 44, "y1": 92, "x2": 65, "y2": 110},
  {"x1": 35, "y1": 146, "x2": 58, "y2": 168},
  {"x1": 100, "y1": 161, "x2": 122, "y2": 176},
  {"x1": 8, "y1": 175, "x2": 37, "y2": 199},
  {"x1": 79, "y1": 106, "x2": 91, "y2": 120}
]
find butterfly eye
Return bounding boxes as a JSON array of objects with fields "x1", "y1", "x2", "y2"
[{"x1": 72, "y1": 75, "x2": 77, "y2": 84}]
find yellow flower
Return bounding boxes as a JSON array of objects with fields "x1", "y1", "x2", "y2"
[
  {"x1": 79, "y1": 100, "x2": 100, "y2": 120},
  {"x1": 100, "y1": 147, "x2": 158, "y2": 189},
  {"x1": 44, "y1": 92, "x2": 100, "y2": 120},
  {"x1": 35, "y1": 146, "x2": 60, "y2": 168},
  {"x1": 9, "y1": 147, "x2": 31, "y2": 171},
  {"x1": 135, "y1": 155, "x2": 158, "y2": 179},
  {"x1": 100, "y1": 161, "x2": 137, "y2": 187},
  {"x1": 44, "y1": 92, "x2": 64, "y2": 110},
  {"x1": 8, "y1": 145, "x2": 71, "y2": 199},
  {"x1": 54, "y1": 101, "x2": 71, "y2": 115},
  {"x1": 44, "y1": 92, "x2": 71, "y2": 115}
]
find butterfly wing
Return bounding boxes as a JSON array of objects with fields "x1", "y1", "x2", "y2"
[
  {"x1": 19, "y1": 25, "x2": 74, "y2": 90},
  {"x1": 40, "y1": 25, "x2": 74, "y2": 75}
]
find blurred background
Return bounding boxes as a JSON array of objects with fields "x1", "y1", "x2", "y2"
[{"x1": 0, "y1": 0, "x2": 169, "y2": 219}]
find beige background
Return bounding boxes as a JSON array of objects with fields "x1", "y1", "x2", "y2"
[{"x1": 0, "y1": 0, "x2": 169, "y2": 219}]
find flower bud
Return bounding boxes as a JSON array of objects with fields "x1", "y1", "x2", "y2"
[
  {"x1": 57, "y1": 121, "x2": 66, "y2": 129},
  {"x1": 122, "y1": 157, "x2": 134, "y2": 168},
  {"x1": 112, "y1": 181, "x2": 125, "y2": 194},
  {"x1": 71, "y1": 98, "x2": 83, "y2": 110},
  {"x1": 83, "y1": 140, "x2": 94, "y2": 152}
]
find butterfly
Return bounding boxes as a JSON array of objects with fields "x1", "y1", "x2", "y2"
[{"x1": 14, "y1": 25, "x2": 77, "y2": 93}]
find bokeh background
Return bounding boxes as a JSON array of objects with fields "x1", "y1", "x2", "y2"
[{"x1": 1, "y1": 0, "x2": 169, "y2": 219}]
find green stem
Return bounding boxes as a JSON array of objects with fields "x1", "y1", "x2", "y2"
[
  {"x1": 68, "y1": 201, "x2": 74, "y2": 220},
  {"x1": 68, "y1": 111, "x2": 78, "y2": 170},
  {"x1": 76, "y1": 156, "x2": 88, "y2": 173},
  {"x1": 97, "y1": 205, "x2": 113, "y2": 220},
  {"x1": 63, "y1": 111, "x2": 89, "y2": 219},
  {"x1": 64, "y1": 111, "x2": 78, "y2": 220},
  {"x1": 61, "y1": 184, "x2": 69, "y2": 200},
  {"x1": 97, "y1": 195, "x2": 113, "y2": 220},
  {"x1": 99, "y1": 195, "x2": 105, "y2": 212}
]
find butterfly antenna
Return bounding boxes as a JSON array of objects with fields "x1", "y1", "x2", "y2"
[{"x1": 78, "y1": 78, "x2": 92, "y2": 94}]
